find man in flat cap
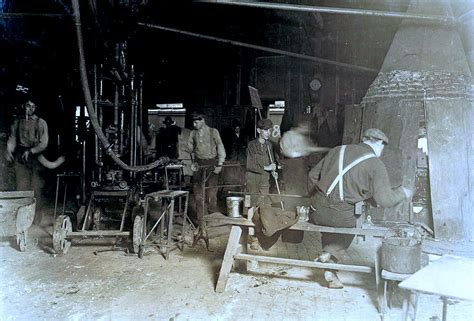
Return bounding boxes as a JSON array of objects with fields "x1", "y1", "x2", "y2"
[
  {"x1": 308, "y1": 128, "x2": 412, "y2": 288},
  {"x1": 245, "y1": 118, "x2": 280, "y2": 249},
  {"x1": 187, "y1": 111, "x2": 226, "y2": 228}
]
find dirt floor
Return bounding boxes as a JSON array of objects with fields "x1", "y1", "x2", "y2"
[{"x1": 1, "y1": 206, "x2": 473, "y2": 321}]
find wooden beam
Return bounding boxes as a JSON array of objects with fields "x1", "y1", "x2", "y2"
[{"x1": 234, "y1": 253, "x2": 374, "y2": 273}]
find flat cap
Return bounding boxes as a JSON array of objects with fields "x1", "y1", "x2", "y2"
[
  {"x1": 192, "y1": 111, "x2": 205, "y2": 120},
  {"x1": 363, "y1": 128, "x2": 389, "y2": 144},
  {"x1": 257, "y1": 118, "x2": 273, "y2": 130}
]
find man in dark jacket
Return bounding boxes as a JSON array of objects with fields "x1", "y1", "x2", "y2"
[
  {"x1": 245, "y1": 118, "x2": 279, "y2": 205},
  {"x1": 245, "y1": 118, "x2": 280, "y2": 249},
  {"x1": 157, "y1": 116, "x2": 181, "y2": 159},
  {"x1": 308, "y1": 128, "x2": 413, "y2": 288}
]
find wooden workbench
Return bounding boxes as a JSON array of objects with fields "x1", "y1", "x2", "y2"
[{"x1": 206, "y1": 213, "x2": 389, "y2": 292}]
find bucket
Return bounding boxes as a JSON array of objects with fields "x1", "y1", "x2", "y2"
[
  {"x1": 381, "y1": 225, "x2": 422, "y2": 274},
  {"x1": 226, "y1": 196, "x2": 243, "y2": 218}
]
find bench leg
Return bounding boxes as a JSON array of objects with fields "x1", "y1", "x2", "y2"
[
  {"x1": 236, "y1": 227, "x2": 249, "y2": 273},
  {"x1": 215, "y1": 226, "x2": 243, "y2": 293}
]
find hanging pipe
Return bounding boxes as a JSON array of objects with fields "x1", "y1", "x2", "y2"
[{"x1": 71, "y1": 0, "x2": 168, "y2": 172}]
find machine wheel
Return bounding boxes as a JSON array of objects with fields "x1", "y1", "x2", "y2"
[
  {"x1": 132, "y1": 215, "x2": 144, "y2": 254},
  {"x1": 53, "y1": 215, "x2": 72, "y2": 254},
  {"x1": 16, "y1": 231, "x2": 27, "y2": 252}
]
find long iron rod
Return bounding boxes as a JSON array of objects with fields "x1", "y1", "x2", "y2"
[
  {"x1": 266, "y1": 143, "x2": 284, "y2": 210},
  {"x1": 138, "y1": 22, "x2": 377, "y2": 73},
  {"x1": 228, "y1": 191, "x2": 307, "y2": 198},
  {"x1": 196, "y1": 0, "x2": 456, "y2": 25}
]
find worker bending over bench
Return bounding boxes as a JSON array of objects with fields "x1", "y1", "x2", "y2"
[
  {"x1": 211, "y1": 209, "x2": 387, "y2": 293},
  {"x1": 214, "y1": 128, "x2": 413, "y2": 292},
  {"x1": 307, "y1": 128, "x2": 412, "y2": 288}
]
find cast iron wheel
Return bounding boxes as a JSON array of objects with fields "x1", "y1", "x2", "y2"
[
  {"x1": 53, "y1": 215, "x2": 72, "y2": 254},
  {"x1": 132, "y1": 215, "x2": 144, "y2": 255},
  {"x1": 16, "y1": 231, "x2": 27, "y2": 252}
]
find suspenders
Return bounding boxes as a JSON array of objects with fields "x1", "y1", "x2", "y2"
[{"x1": 326, "y1": 145, "x2": 376, "y2": 201}]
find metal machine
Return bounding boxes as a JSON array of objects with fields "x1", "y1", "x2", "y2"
[{"x1": 52, "y1": 39, "x2": 171, "y2": 255}]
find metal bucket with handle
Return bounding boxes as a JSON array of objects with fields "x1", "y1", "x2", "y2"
[{"x1": 381, "y1": 224, "x2": 423, "y2": 274}]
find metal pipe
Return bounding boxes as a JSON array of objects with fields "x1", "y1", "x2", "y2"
[
  {"x1": 196, "y1": 0, "x2": 456, "y2": 26},
  {"x1": 138, "y1": 78, "x2": 143, "y2": 166},
  {"x1": 72, "y1": 0, "x2": 170, "y2": 172},
  {"x1": 138, "y1": 22, "x2": 377, "y2": 73},
  {"x1": 0, "y1": 13, "x2": 73, "y2": 18},
  {"x1": 228, "y1": 191, "x2": 307, "y2": 198}
]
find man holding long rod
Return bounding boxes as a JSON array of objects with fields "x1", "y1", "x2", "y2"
[{"x1": 245, "y1": 118, "x2": 281, "y2": 249}]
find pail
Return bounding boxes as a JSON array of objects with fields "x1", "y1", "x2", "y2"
[
  {"x1": 381, "y1": 225, "x2": 422, "y2": 274},
  {"x1": 226, "y1": 196, "x2": 243, "y2": 218}
]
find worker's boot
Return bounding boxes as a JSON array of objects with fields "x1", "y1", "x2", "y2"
[
  {"x1": 248, "y1": 235, "x2": 260, "y2": 250},
  {"x1": 315, "y1": 252, "x2": 339, "y2": 264},
  {"x1": 324, "y1": 270, "x2": 344, "y2": 289},
  {"x1": 315, "y1": 252, "x2": 331, "y2": 263}
]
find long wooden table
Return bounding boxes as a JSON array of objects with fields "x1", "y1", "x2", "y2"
[{"x1": 206, "y1": 213, "x2": 389, "y2": 293}]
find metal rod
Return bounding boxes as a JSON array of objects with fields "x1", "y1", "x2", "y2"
[
  {"x1": 228, "y1": 191, "x2": 307, "y2": 198},
  {"x1": 54, "y1": 176, "x2": 60, "y2": 218},
  {"x1": 119, "y1": 191, "x2": 130, "y2": 232},
  {"x1": 62, "y1": 184, "x2": 68, "y2": 216},
  {"x1": 265, "y1": 143, "x2": 284, "y2": 210},
  {"x1": 144, "y1": 203, "x2": 170, "y2": 241},
  {"x1": 197, "y1": 0, "x2": 456, "y2": 25},
  {"x1": 138, "y1": 22, "x2": 377, "y2": 73},
  {"x1": 0, "y1": 13, "x2": 73, "y2": 18}
]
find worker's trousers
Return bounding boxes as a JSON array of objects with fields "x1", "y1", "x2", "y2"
[
  {"x1": 191, "y1": 158, "x2": 219, "y2": 226},
  {"x1": 245, "y1": 172, "x2": 271, "y2": 206},
  {"x1": 309, "y1": 192, "x2": 356, "y2": 261}
]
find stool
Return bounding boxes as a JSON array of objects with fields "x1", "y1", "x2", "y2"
[
  {"x1": 139, "y1": 190, "x2": 189, "y2": 259},
  {"x1": 54, "y1": 173, "x2": 81, "y2": 219},
  {"x1": 165, "y1": 164, "x2": 184, "y2": 190},
  {"x1": 381, "y1": 269, "x2": 419, "y2": 321}
]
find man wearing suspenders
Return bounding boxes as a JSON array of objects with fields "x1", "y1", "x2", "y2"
[{"x1": 308, "y1": 128, "x2": 413, "y2": 288}]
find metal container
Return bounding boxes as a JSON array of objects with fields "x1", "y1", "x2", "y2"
[
  {"x1": 296, "y1": 206, "x2": 309, "y2": 221},
  {"x1": 226, "y1": 196, "x2": 243, "y2": 218},
  {"x1": 381, "y1": 235, "x2": 421, "y2": 274}
]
